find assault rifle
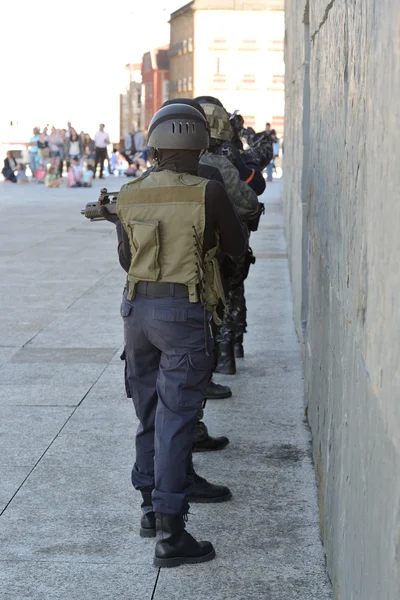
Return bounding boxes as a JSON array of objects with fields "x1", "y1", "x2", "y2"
[
  {"x1": 81, "y1": 188, "x2": 119, "y2": 221},
  {"x1": 228, "y1": 110, "x2": 273, "y2": 170}
]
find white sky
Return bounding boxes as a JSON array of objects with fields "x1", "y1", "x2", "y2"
[{"x1": 0, "y1": 0, "x2": 183, "y2": 140}]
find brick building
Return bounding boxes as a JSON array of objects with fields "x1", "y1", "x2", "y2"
[
  {"x1": 141, "y1": 48, "x2": 169, "y2": 132},
  {"x1": 168, "y1": 0, "x2": 285, "y2": 134}
]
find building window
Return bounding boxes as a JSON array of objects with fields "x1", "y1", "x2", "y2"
[
  {"x1": 178, "y1": 79, "x2": 182, "y2": 92},
  {"x1": 236, "y1": 73, "x2": 257, "y2": 91},
  {"x1": 269, "y1": 74, "x2": 285, "y2": 91},
  {"x1": 267, "y1": 39, "x2": 284, "y2": 52},
  {"x1": 209, "y1": 38, "x2": 230, "y2": 51},
  {"x1": 188, "y1": 76, "x2": 193, "y2": 91},
  {"x1": 183, "y1": 39, "x2": 188, "y2": 54},
  {"x1": 183, "y1": 78, "x2": 187, "y2": 92},
  {"x1": 238, "y1": 39, "x2": 259, "y2": 51},
  {"x1": 242, "y1": 74, "x2": 256, "y2": 84},
  {"x1": 243, "y1": 115, "x2": 256, "y2": 128},
  {"x1": 188, "y1": 37, "x2": 193, "y2": 52}
]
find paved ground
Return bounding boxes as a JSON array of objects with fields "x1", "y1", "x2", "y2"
[{"x1": 0, "y1": 176, "x2": 332, "y2": 599}]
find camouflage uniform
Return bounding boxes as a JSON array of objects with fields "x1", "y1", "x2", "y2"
[
  {"x1": 199, "y1": 153, "x2": 259, "y2": 370},
  {"x1": 199, "y1": 153, "x2": 259, "y2": 220}
]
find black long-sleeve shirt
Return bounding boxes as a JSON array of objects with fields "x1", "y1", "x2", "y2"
[{"x1": 116, "y1": 174, "x2": 247, "y2": 274}]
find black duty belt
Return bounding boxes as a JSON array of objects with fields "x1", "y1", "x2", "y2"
[{"x1": 135, "y1": 281, "x2": 189, "y2": 298}]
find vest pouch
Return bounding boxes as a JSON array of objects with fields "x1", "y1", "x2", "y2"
[
  {"x1": 203, "y1": 248, "x2": 226, "y2": 325},
  {"x1": 127, "y1": 219, "x2": 161, "y2": 283}
]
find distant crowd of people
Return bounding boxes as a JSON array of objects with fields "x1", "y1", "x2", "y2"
[{"x1": 2, "y1": 120, "x2": 280, "y2": 187}]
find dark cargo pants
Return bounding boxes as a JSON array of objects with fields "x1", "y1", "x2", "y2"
[{"x1": 122, "y1": 291, "x2": 214, "y2": 515}]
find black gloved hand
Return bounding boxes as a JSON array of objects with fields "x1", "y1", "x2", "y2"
[{"x1": 99, "y1": 205, "x2": 120, "y2": 224}]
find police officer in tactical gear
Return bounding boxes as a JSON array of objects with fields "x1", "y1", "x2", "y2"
[
  {"x1": 115, "y1": 103, "x2": 246, "y2": 567},
  {"x1": 195, "y1": 95, "x2": 264, "y2": 373},
  {"x1": 103, "y1": 106, "x2": 236, "y2": 472}
]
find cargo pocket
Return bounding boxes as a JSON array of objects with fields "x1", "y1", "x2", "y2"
[
  {"x1": 127, "y1": 219, "x2": 161, "y2": 281},
  {"x1": 120, "y1": 296, "x2": 134, "y2": 317},
  {"x1": 160, "y1": 351, "x2": 213, "y2": 410},
  {"x1": 180, "y1": 351, "x2": 214, "y2": 409}
]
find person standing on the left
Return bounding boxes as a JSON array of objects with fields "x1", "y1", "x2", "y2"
[
  {"x1": 94, "y1": 123, "x2": 110, "y2": 179},
  {"x1": 28, "y1": 128, "x2": 40, "y2": 177},
  {"x1": 2, "y1": 151, "x2": 17, "y2": 182}
]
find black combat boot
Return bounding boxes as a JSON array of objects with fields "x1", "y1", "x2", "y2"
[
  {"x1": 205, "y1": 379, "x2": 232, "y2": 399},
  {"x1": 193, "y1": 420, "x2": 230, "y2": 453},
  {"x1": 188, "y1": 472, "x2": 232, "y2": 503},
  {"x1": 139, "y1": 488, "x2": 156, "y2": 538},
  {"x1": 215, "y1": 340, "x2": 236, "y2": 375},
  {"x1": 154, "y1": 513, "x2": 215, "y2": 568},
  {"x1": 234, "y1": 334, "x2": 244, "y2": 359},
  {"x1": 187, "y1": 456, "x2": 232, "y2": 503}
]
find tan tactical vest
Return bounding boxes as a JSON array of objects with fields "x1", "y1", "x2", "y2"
[{"x1": 116, "y1": 170, "x2": 225, "y2": 324}]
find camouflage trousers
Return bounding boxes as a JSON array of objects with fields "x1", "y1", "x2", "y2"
[
  {"x1": 217, "y1": 251, "x2": 250, "y2": 344},
  {"x1": 216, "y1": 283, "x2": 246, "y2": 343}
]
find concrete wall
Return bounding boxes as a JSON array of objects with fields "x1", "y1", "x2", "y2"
[{"x1": 283, "y1": 1, "x2": 400, "y2": 599}]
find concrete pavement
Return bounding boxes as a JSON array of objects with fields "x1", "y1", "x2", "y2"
[{"x1": 0, "y1": 176, "x2": 332, "y2": 599}]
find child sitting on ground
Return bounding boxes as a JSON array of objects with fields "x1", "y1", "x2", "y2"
[
  {"x1": 83, "y1": 164, "x2": 94, "y2": 187},
  {"x1": 35, "y1": 164, "x2": 47, "y2": 183},
  {"x1": 17, "y1": 163, "x2": 29, "y2": 183},
  {"x1": 45, "y1": 166, "x2": 61, "y2": 188},
  {"x1": 67, "y1": 167, "x2": 82, "y2": 187},
  {"x1": 71, "y1": 158, "x2": 83, "y2": 185},
  {"x1": 67, "y1": 166, "x2": 78, "y2": 187}
]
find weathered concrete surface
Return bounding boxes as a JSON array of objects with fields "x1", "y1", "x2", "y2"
[
  {"x1": 0, "y1": 178, "x2": 330, "y2": 598},
  {"x1": 284, "y1": 2, "x2": 400, "y2": 599}
]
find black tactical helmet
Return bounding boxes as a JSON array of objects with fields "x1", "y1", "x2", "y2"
[{"x1": 147, "y1": 104, "x2": 209, "y2": 150}]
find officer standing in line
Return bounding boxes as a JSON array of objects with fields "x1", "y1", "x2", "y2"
[
  {"x1": 195, "y1": 96, "x2": 264, "y2": 374},
  {"x1": 113, "y1": 104, "x2": 246, "y2": 567},
  {"x1": 101, "y1": 101, "x2": 236, "y2": 498}
]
